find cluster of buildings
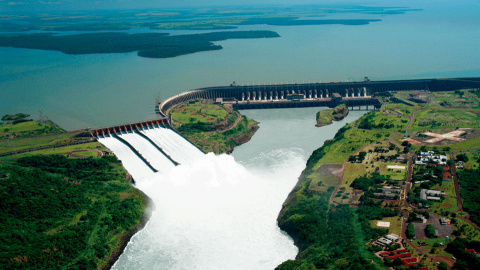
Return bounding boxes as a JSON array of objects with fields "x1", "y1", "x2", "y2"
[
  {"x1": 415, "y1": 151, "x2": 448, "y2": 165},
  {"x1": 374, "y1": 186, "x2": 402, "y2": 200},
  {"x1": 375, "y1": 234, "x2": 400, "y2": 247},
  {"x1": 420, "y1": 189, "x2": 444, "y2": 201},
  {"x1": 379, "y1": 249, "x2": 427, "y2": 270},
  {"x1": 465, "y1": 248, "x2": 480, "y2": 258}
]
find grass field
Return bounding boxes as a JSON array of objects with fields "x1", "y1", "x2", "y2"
[
  {"x1": 370, "y1": 216, "x2": 403, "y2": 236},
  {"x1": 0, "y1": 120, "x2": 65, "y2": 139},
  {"x1": 463, "y1": 151, "x2": 480, "y2": 169},
  {"x1": 431, "y1": 196, "x2": 458, "y2": 213},
  {"x1": 343, "y1": 163, "x2": 368, "y2": 187},
  {"x1": 415, "y1": 109, "x2": 479, "y2": 129},
  {"x1": 0, "y1": 142, "x2": 104, "y2": 161},
  {"x1": 412, "y1": 238, "x2": 451, "y2": 256},
  {"x1": 171, "y1": 101, "x2": 230, "y2": 126},
  {"x1": 0, "y1": 132, "x2": 92, "y2": 155},
  {"x1": 455, "y1": 218, "x2": 480, "y2": 241},
  {"x1": 171, "y1": 101, "x2": 258, "y2": 154}
]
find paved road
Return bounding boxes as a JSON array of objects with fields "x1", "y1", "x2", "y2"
[{"x1": 450, "y1": 153, "x2": 463, "y2": 212}]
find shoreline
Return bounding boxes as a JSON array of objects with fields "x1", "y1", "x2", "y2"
[{"x1": 103, "y1": 189, "x2": 155, "y2": 270}]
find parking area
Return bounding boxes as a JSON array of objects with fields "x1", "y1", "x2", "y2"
[{"x1": 413, "y1": 214, "x2": 455, "y2": 239}]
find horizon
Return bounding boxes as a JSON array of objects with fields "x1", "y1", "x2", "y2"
[{"x1": 0, "y1": 0, "x2": 439, "y2": 13}]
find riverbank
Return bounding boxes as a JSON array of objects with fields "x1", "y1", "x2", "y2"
[{"x1": 104, "y1": 192, "x2": 154, "y2": 270}]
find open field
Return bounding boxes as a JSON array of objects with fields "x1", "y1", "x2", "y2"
[
  {"x1": 171, "y1": 101, "x2": 230, "y2": 126},
  {"x1": 431, "y1": 197, "x2": 458, "y2": 213},
  {"x1": 455, "y1": 218, "x2": 480, "y2": 241},
  {"x1": 0, "y1": 120, "x2": 65, "y2": 139},
  {"x1": 414, "y1": 109, "x2": 479, "y2": 129},
  {"x1": 0, "y1": 132, "x2": 94, "y2": 155},
  {"x1": 370, "y1": 216, "x2": 402, "y2": 236},
  {"x1": 0, "y1": 142, "x2": 105, "y2": 161},
  {"x1": 462, "y1": 151, "x2": 480, "y2": 169}
]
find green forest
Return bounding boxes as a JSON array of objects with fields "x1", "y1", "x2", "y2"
[
  {"x1": 0, "y1": 155, "x2": 147, "y2": 269},
  {"x1": 458, "y1": 168, "x2": 480, "y2": 225},
  {"x1": 0, "y1": 31, "x2": 280, "y2": 59}
]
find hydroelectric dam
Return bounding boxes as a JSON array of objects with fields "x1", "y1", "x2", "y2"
[{"x1": 91, "y1": 77, "x2": 480, "y2": 176}]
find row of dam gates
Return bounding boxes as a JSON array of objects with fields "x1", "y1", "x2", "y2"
[
  {"x1": 156, "y1": 77, "x2": 480, "y2": 116},
  {"x1": 91, "y1": 77, "x2": 480, "y2": 173}
]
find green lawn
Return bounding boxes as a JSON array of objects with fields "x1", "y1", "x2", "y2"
[
  {"x1": 412, "y1": 238, "x2": 452, "y2": 256},
  {"x1": 370, "y1": 216, "x2": 403, "y2": 236}
]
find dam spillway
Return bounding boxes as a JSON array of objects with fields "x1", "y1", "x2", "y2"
[{"x1": 95, "y1": 122, "x2": 204, "y2": 179}]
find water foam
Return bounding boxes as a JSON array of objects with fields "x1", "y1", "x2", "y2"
[{"x1": 112, "y1": 149, "x2": 302, "y2": 270}]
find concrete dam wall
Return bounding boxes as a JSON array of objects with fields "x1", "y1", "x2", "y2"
[{"x1": 157, "y1": 77, "x2": 480, "y2": 116}]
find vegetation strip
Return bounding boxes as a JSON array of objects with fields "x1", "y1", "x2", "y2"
[{"x1": 0, "y1": 31, "x2": 280, "y2": 58}]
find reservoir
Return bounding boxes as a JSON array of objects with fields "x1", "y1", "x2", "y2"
[
  {"x1": 110, "y1": 107, "x2": 368, "y2": 269},
  {"x1": 1, "y1": 1, "x2": 479, "y2": 130}
]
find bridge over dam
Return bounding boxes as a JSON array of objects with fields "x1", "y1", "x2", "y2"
[{"x1": 157, "y1": 77, "x2": 480, "y2": 116}]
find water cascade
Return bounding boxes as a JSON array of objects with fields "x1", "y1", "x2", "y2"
[{"x1": 98, "y1": 108, "x2": 368, "y2": 270}]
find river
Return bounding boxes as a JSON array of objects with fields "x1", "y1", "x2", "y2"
[{"x1": 109, "y1": 107, "x2": 367, "y2": 269}]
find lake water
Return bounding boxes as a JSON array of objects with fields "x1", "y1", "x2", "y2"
[{"x1": 1, "y1": 1, "x2": 479, "y2": 131}]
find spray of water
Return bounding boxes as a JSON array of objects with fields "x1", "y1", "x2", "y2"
[{"x1": 99, "y1": 127, "x2": 300, "y2": 269}]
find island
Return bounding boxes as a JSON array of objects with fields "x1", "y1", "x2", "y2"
[
  {"x1": 0, "y1": 31, "x2": 280, "y2": 59},
  {"x1": 315, "y1": 104, "x2": 349, "y2": 127}
]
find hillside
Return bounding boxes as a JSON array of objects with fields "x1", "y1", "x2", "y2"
[{"x1": 0, "y1": 116, "x2": 149, "y2": 269}]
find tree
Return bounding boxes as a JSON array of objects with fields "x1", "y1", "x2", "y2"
[
  {"x1": 456, "y1": 154, "x2": 469, "y2": 163},
  {"x1": 358, "y1": 152, "x2": 367, "y2": 162},
  {"x1": 438, "y1": 262, "x2": 448, "y2": 270},
  {"x1": 425, "y1": 224, "x2": 436, "y2": 238},
  {"x1": 407, "y1": 223, "x2": 415, "y2": 238},
  {"x1": 393, "y1": 258, "x2": 403, "y2": 266}
]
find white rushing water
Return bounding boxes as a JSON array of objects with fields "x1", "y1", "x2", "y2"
[
  {"x1": 101, "y1": 124, "x2": 299, "y2": 269},
  {"x1": 117, "y1": 131, "x2": 176, "y2": 173},
  {"x1": 97, "y1": 134, "x2": 153, "y2": 179},
  {"x1": 140, "y1": 126, "x2": 204, "y2": 165},
  {"x1": 99, "y1": 108, "x2": 368, "y2": 270}
]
